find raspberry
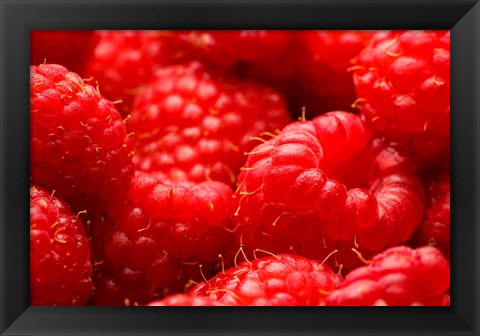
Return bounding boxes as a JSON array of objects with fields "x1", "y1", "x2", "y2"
[
  {"x1": 179, "y1": 30, "x2": 291, "y2": 67},
  {"x1": 83, "y1": 31, "x2": 193, "y2": 116},
  {"x1": 324, "y1": 246, "x2": 450, "y2": 306},
  {"x1": 31, "y1": 30, "x2": 95, "y2": 74},
  {"x1": 30, "y1": 185, "x2": 92, "y2": 305},
  {"x1": 30, "y1": 64, "x2": 134, "y2": 202},
  {"x1": 189, "y1": 254, "x2": 342, "y2": 306},
  {"x1": 234, "y1": 111, "x2": 426, "y2": 271},
  {"x1": 147, "y1": 294, "x2": 224, "y2": 306},
  {"x1": 412, "y1": 170, "x2": 450, "y2": 259},
  {"x1": 91, "y1": 171, "x2": 236, "y2": 305},
  {"x1": 351, "y1": 30, "x2": 450, "y2": 167},
  {"x1": 128, "y1": 62, "x2": 291, "y2": 186},
  {"x1": 297, "y1": 30, "x2": 374, "y2": 115}
]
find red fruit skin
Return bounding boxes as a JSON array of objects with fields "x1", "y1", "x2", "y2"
[
  {"x1": 147, "y1": 294, "x2": 224, "y2": 306},
  {"x1": 91, "y1": 171, "x2": 236, "y2": 305},
  {"x1": 30, "y1": 64, "x2": 134, "y2": 202},
  {"x1": 412, "y1": 170, "x2": 450, "y2": 259},
  {"x1": 324, "y1": 246, "x2": 450, "y2": 306},
  {"x1": 234, "y1": 111, "x2": 426, "y2": 271},
  {"x1": 128, "y1": 62, "x2": 291, "y2": 187},
  {"x1": 189, "y1": 254, "x2": 343, "y2": 306},
  {"x1": 31, "y1": 30, "x2": 95, "y2": 74},
  {"x1": 30, "y1": 185, "x2": 92, "y2": 305},
  {"x1": 83, "y1": 31, "x2": 194, "y2": 117},
  {"x1": 352, "y1": 30, "x2": 450, "y2": 167}
]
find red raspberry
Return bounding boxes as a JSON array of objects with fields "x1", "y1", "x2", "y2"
[
  {"x1": 31, "y1": 30, "x2": 95, "y2": 74},
  {"x1": 30, "y1": 185, "x2": 92, "y2": 305},
  {"x1": 297, "y1": 30, "x2": 374, "y2": 115},
  {"x1": 128, "y1": 62, "x2": 291, "y2": 187},
  {"x1": 30, "y1": 64, "x2": 134, "y2": 202},
  {"x1": 189, "y1": 254, "x2": 342, "y2": 306},
  {"x1": 351, "y1": 30, "x2": 450, "y2": 167},
  {"x1": 234, "y1": 111, "x2": 426, "y2": 271},
  {"x1": 179, "y1": 30, "x2": 291, "y2": 67},
  {"x1": 91, "y1": 171, "x2": 236, "y2": 305},
  {"x1": 83, "y1": 31, "x2": 193, "y2": 116},
  {"x1": 412, "y1": 170, "x2": 450, "y2": 259},
  {"x1": 147, "y1": 294, "x2": 224, "y2": 306},
  {"x1": 324, "y1": 246, "x2": 450, "y2": 306}
]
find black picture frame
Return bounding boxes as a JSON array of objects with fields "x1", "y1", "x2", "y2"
[{"x1": 1, "y1": 0, "x2": 479, "y2": 335}]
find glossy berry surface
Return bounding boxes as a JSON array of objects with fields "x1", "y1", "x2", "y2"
[
  {"x1": 324, "y1": 246, "x2": 450, "y2": 306},
  {"x1": 189, "y1": 254, "x2": 343, "y2": 306},
  {"x1": 128, "y1": 62, "x2": 291, "y2": 187},
  {"x1": 352, "y1": 30, "x2": 450, "y2": 167},
  {"x1": 234, "y1": 111, "x2": 426, "y2": 270},
  {"x1": 30, "y1": 64, "x2": 134, "y2": 202},
  {"x1": 83, "y1": 31, "x2": 193, "y2": 116},
  {"x1": 91, "y1": 171, "x2": 236, "y2": 305},
  {"x1": 28, "y1": 30, "x2": 451, "y2": 307},
  {"x1": 30, "y1": 185, "x2": 92, "y2": 305}
]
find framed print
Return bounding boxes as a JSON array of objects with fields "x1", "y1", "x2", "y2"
[{"x1": 1, "y1": 0, "x2": 479, "y2": 335}]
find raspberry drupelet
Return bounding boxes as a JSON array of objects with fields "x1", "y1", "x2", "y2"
[
  {"x1": 30, "y1": 185, "x2": 92, "y2": 305},
  {"x1": 234, "y1": 111, "x2": 426, "y2": 272},
  {"x1": 189, "y1": 254, "x2": 343, "y2": 306},
  {"x1": 351, "y1": 30, "x2": 450, "y2": 168},
  {"x1": 324, "y1": 246, "x2": 450, "y2": 306},
  {"x1": 83, "y1": 30, "x2": 194, "y2": 117},
  {"x1": 90, "y1": 171, "x2": 237, "y2": 305},
  {"x1": 30, "y1": 64, "x2": 134, "y2": 203},
  {"x1": 128, "y1": 62, "x2": 292, "y2": 187}
]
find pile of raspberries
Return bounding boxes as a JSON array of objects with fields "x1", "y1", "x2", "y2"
[{"x1": 30, "y1": 30, "x2": 450, "y2": 306}]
